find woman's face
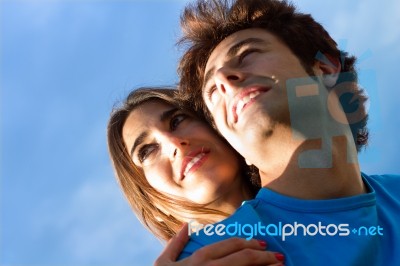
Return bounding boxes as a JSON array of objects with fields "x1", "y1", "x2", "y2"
[{"x1": 122, "y1": 100, "x2": 244, "y2": 206}]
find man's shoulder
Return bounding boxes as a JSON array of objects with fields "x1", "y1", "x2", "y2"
[
  {"x1": 363, "y1": 172, "x2": 400, "y2": 187},
  {"x1": 362, "y1": 172, "x2": 400, "y2": 204}
]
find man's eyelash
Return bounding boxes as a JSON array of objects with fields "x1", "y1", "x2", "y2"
[
  {"x1": 207, "y1": 85, "x2": 217, "y2": 100},
  {"x1": 238, "y1": 48, "x2": 260, "y2": 63}
]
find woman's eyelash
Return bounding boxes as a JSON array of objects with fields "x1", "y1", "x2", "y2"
[
  {"x1": 136, "y1": 113, "x2": 189, "y2": 163},
  {"x1": 170, "y1": 113, "x2": 188, "y2": 130},
  {"x1": 138, "y1": 144, "x2": 158, "y2": 163}
]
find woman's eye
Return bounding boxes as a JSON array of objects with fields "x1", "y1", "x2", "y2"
[
  {"x1": 170, "y1": 113, "x2": 188, "y2": 130},
  {"x1": 138, "y1": 144, "x2": 158, "y2": 163},
  {"x1": 238, "y1": 49, "x2": 259, "y2": 64}
]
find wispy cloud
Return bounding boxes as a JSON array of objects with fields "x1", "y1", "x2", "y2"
[
  {"x1": 32, "y1": 175, "x2": 163, "y2": 265},
  {"x1": 3, "y1": 1, "x2": 399, "y2": 265}
]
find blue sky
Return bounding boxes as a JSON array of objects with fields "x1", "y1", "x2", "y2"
[{"x1": 1, "y1": 0, "x2": 399, "y2": 265}]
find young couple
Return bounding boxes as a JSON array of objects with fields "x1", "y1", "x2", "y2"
[{"x1": 108, "y1": 0, "x2": 400, "y2": 265}]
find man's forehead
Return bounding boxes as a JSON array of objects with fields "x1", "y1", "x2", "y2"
[
  {"x1": 204, "y1": 28, "x2": 273, "y2": 86},
  {"x1": 206, "y1": 28, "x2": 272, "y2": 68},
  {"x1": 205, "y1": 32, "x2": 239, "y2": 69}
]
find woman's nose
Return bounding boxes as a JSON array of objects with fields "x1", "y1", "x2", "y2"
[
  {"x1": 160, "y1": 133, "x2": 190, "y2": 159},
  {"x1": 171, "y1": 138, "x2": 189, "y2": 159}
]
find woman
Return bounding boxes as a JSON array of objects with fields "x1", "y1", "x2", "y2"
[
  {"x1": 107, "y1": 87, "x2": 259, "y2": 240},
  {"x1": 107, "y1": 87, "x2": 284, "y2": 265}
]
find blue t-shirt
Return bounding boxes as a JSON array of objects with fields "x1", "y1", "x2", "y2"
[{"x1": 178, "y1": 173, "x2": 400, "y2": 265}]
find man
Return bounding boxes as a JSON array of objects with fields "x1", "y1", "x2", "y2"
[{"x1": 159, "y1": 0, "x2": 400, "y2": 265}]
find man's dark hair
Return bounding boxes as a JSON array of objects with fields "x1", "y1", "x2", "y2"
[{"x1": 178, "y1": 0, "x2": 368, "y2": 150}]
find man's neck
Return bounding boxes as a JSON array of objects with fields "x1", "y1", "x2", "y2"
[{"x1": 258, "y1": 133, "x2": 365, "y2": 200}]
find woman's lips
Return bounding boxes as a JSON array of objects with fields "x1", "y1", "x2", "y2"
[{"x1": 180, "y1": 148, "x2": 210, "y2": 180}]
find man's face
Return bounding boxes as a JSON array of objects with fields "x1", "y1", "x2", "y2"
[{"x1": 202, "y1": 28, "x2": 319, "y2": 165}]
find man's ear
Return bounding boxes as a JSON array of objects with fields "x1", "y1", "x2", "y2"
[{"x1": 313, "y1": 54, "x2": 341, "y2": 88}]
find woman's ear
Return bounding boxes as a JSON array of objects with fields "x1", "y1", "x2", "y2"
[{"x1": 313, "y1": 54, "x2": 342, "y2": 88}]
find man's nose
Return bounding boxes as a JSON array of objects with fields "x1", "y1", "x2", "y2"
[{"x1": 215, "y1": 66, "x2": 244, "y2": 96}]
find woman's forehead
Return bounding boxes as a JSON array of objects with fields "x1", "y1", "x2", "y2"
[{"x1": 134, "y1": 99, "x2": 175, "y2": 114}]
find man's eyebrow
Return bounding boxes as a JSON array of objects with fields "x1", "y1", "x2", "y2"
[
  {"x1": 226, "y1": 38, "x2": 266, "y2": 58},
  {"x1": 203, "y1": 38, "x2": 266, "y2": 89},
  {"x1": 129, "y1": 107, "x2": 179, "y2": 158}
]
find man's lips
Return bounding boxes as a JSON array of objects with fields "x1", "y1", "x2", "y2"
[
  {"x1": 232, "y1": 87, "x2": 270, "y2": 123},
  {"x1": 180, "y1": 148, "x2": 210, "y2": 180}
]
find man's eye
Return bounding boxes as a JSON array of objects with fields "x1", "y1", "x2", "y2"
[
  {"x1": 238, "y1": 49, "x2": 259, "y2": 64},
  {"x1": 206, "y1": 85, "x2": 217, "y2": 101},
  {"x1": 170, "y1": 113, "x2": 188, "y2": 130},
  {"x1": 138, "y1": 144, "x2": 158, "y2": 163}
]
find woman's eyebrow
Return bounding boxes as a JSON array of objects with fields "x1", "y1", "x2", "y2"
[
  {"x1": 160, "y1": 107, "x2": 179, "y2": 122},
  {"x1": 130, "y1": 107, "x2": 179, "y2": 158},
  {"x1": 131, "y1": 131, "x2": 148, "y2": 158}
]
